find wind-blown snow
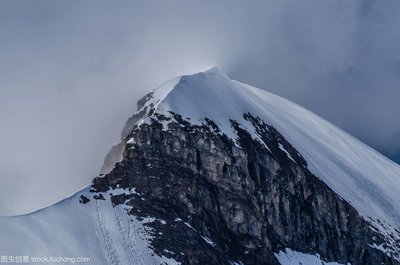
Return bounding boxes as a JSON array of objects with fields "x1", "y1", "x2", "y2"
[
  {"x1": 149, "y1": 68, "x2": 400, "y2": 225},
  {"x1": 142, "y1": 67, "x2": 400, "y2": 249},
  {"x1": 1, "y1": 67, "x2": 399, "y2": 263},
  {"x1": 0, "y1": 187, "x2": 180, "y2": 265}
]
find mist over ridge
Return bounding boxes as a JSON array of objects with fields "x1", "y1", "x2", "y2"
[{"x1": 0, "y1": 0, "x2": 399, "y2": 215}]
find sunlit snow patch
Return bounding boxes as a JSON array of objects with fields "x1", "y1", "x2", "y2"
[{"x1": 275, "y1": 248, "x2": 350, "y2": 265}]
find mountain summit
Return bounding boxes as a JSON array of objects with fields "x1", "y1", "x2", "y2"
[{"x1": 1, "y1": 68, "x2": 400, "y2": 264}]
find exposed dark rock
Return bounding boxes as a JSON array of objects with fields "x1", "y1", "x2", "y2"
[
  {"x1": 93, "y1": 193, "x2": 105, "y2": 200},
  {"x1": 79, "y1": 195, "x2": 90, "y2": 204},
  {"x1": 91, "y1": 112, "x2": 399, "y2": 265},
  {"x1": 100, "y1": 91, "x2": 156, "y2": 174}
]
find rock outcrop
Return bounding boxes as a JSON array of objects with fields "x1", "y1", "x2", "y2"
[{"x1": 91, "y1": 110, "x2": 399, "y2": 265}]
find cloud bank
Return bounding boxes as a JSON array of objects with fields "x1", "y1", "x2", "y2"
[{"x1": 0, "y1": 0, "x2": 399, "y2": 215}]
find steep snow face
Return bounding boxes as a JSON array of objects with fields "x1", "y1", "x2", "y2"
[
  {"x1": 141, "y1": 67, "x2": 400, "y2": 233},
  {"x1": 0, "y1": 187, "x2": 180, "y2": 265}
]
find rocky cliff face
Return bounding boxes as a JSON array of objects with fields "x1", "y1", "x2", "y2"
[
  {"x1": 91, "y1": 106, "x2": 399, "y2": 265},
  {"x1": 100, "y1": 92, "x2": 154, "y2": 174}
]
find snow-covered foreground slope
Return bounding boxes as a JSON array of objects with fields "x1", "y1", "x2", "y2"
[
  {"x1": 140, "y1": 67, "x2": 400, "y2": 231},
  {"x1": 0, "y1": 187, "x2": 179, "y2": 265}
]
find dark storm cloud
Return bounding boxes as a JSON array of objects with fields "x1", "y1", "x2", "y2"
[{"x1": 0, "y1": 0, "x2": 399, "y2": 215}]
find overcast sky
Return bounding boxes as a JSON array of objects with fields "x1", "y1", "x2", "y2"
[{"x1": 1, "y1": 0, "x2": 399, "y2": 215}]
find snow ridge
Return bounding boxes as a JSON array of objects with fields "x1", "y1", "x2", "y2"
[
  {"x1": 138, "y1": 67, "x2": 400, "y2": 257},
  {"x1": 1, "y1": 67, "x2": 399, "y2": 264},
  {"x1": 143, "y1": 67, "x2": 400, "y2": 224},
  {"x1": 0, "y1": 187, "x2": 180, "y2": 265}
]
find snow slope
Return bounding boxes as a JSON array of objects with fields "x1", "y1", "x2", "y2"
[
  {"x1": 138, "y1": 67, "x2": 400, "y2": 243},
  {"x1": 0, "y1": 187, "x2": 179, "y2": 265},
  {"x1": 1, "y1": 67, "x2": 399, "y2": 264},
  {"x1": 275, "y1": 248, "x2": 348, "y2": 265}
]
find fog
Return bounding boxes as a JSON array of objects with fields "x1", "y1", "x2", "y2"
[{"x1": 0, "y1": 0, "x2": 399, "y2": 215}]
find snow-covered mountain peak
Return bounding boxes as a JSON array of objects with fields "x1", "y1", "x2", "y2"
[
  {"x1": 190, "y1": 66, "x2": 226, "y2": 75},
  {"x1": 140, "y1": 67, "x2": 400, "y2": 232},
  {"x1": 1, "y1": 68, "x2": 400, "y2": 264},
  {"x1": 142, "y1": 66, "x2": 232, "y2": 112}
]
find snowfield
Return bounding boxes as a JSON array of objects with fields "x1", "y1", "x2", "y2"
[
  {"x1": 0, "y1": 187, "x2": 180, "y2": 265},
  {"x1": 0, "y1": 67, "x2": 399, "y2": 264}
]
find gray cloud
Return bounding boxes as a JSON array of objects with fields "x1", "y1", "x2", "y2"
[
  {"x1": 0, "y1": 0, "x2": 399, "y2": 215},
  {"x1": 228, "y1": 0, "x2": 400, "y2": 156}
]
